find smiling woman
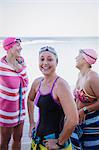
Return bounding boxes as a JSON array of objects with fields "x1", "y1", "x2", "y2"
[{"x1": 27, "y1": 45, "x2": 78, "y2": 150}]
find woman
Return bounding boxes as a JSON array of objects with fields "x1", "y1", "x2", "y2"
[
  {"x1": 27, "y1": 46, "x2": 78, "y2": 150},
  {"x1": 0, "y1": 37, "x2": 28, "y2": 150},
  {"x1": 71, "y1": 49, "x2": 99, "y2": 150}
]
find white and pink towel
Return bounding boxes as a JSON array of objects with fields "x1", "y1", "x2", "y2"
[{"x1": 0, "y1": 56, "x2": 28, "y2": 127}]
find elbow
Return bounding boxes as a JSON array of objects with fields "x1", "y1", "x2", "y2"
[
  {"x1": 27, "y1": 100, "x2": 29, "y2": 106},
  {"x1": 68, "y1": 119, "x2": 78, "y2": 131},
  {"x1": 72, "y1": 116, "x2": 79, "y2": 128},
  {"x1": 72, "y1": 113, "x2": 79, "y2": 127},
  {"x1": 72, "y1": 118, "x2": 79, "y2": 128},
  {"x1": 70, "y1": 119, "x2": 78, "y2": 129},
  {"x1": 27, "y1": 97, "x2": 34, "y2": 107},
  {"x1": 27, "y1": 98, "x2": 32, "y2": 106},
  {"x1": 71, "y1": 109, "x2": 79, "y2": 127},
  {"x1": 68, "y1": 115, "x2": 79, "y2": 129}
]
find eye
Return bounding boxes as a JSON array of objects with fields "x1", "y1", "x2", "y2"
[{"x1": 47, "y1": 58, "x2": 53, "y2": 61}]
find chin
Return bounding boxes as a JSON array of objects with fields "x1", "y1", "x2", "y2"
[
  {"x1": 42, "y1": 72, "x2": 49, "y2": 76},
  {"x1": 76, "y1": 65, "x2": 80, "y2": 70},
  {"x1": 75, "y1": 64, "x2": 78, "y2": 67},
  {"x1": 42, "y1": 71, "x2": 51, "y2": 76},
  {"x1": 75, "y1": 64, "x2": 79, "y2": 69}
]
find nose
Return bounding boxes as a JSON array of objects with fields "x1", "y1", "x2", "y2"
[{"x1": 43, "y1": 60, "x2": 48, "y2": 65}]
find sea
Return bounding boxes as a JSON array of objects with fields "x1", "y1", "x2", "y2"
[{"x1": 0, "y1": 36, "x2": 99, "y2": 149}]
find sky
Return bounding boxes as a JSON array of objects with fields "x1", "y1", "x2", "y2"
[{"x1": 0, "y1": 0, "x2": 99, "y2": 37}]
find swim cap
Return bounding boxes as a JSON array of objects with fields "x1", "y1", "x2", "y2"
[
  {"x1": 3, "y1": 37, "x2": 21, "y2": 51},
  {"x1": 80, "y1": 49, "x2": 97, "y2": 64},
  {"x1": 39, "y1": 46, "x2": 58, "y2": 63}
]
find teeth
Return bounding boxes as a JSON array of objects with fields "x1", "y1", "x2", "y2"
[
  {"x1": 43, "y1": 67, "x2": 49, "y2": 69},
  {"x1": 42, "y1": 68, "x2": 49, "y2": 71},
  {"x1": 43, "y1": 69, "x2": 48, "y2": 70}
]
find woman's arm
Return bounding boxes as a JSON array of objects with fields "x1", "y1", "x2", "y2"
[
  {"x1": 90, "y1": 72, "x2": 99, "y2": 99},
  {"x1": 77, "y1": 72, "x2": 99, "y2": 124},
  {"x1": 27, "y1": 79, "x2": 38, "y2": 137},
  {"x1": 56, "y1": 78, "x2": 79, "y2": 145},
  {"x1": 79, "y1": 100, "x2": 99, "y2": 124},
  {"x1": 87, "y1": 71, "x2": 99, "y2": 111}
]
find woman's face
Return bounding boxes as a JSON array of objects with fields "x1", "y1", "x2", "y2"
[
  {"x1": 39, "y1": 51, "x2": 57, "y2": 76},
  {"x1": 10, "y1": 42, "x2": 22, "y2": 58},
  {"x1": 75, "y1": 52, "x2": 85, "y2": 69}
]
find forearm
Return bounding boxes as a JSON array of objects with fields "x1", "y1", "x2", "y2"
[
  {"x1": 58, "y1": 118, "x2": 77, "y2": 145},
  {"x1": 27, "y1": 99, "x2": 35, "y2": 126},
  {"x1": 86, "y1": 100, "x2": 99, "y2": 112}
]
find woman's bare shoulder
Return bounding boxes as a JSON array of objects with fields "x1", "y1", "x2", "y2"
[
  {"x1": 34, "y1": 77, "x2": 43, "y2": 83},
  {"x1": 31, "y1": 77, "x2": 43, "y2": 88},
  {"x1": 56, "y1": 77, "x2": 70, "y2": 90},
  {"x1": 89, "y1": 70, "x2": 99, "y2": 80},
  {"x1": 88, "y1": 71, "x2": 99, "y2": 88}
]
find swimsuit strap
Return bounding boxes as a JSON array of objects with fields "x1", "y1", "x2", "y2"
[
  {"x1": 38, "y1": 78, "x2": 44, "y2": 92},
  {"x1": 34, "y1": 78, "x2": 44, "y2": 105},
  {"x1": 51, "y1": 76, "x2": 60, "y2": 93}
]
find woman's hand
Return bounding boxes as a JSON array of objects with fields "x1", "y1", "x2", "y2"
[
  {"x1": 14, "y1": 62, "x2": 23, "y2": 72},
  {"x1": 29, "y1": 122, "x2": 36, "y2": 138},
  {"x1": 14, "y1": 56, "x2": 25, "y2": 71},
  {"x1": 16, "y1": 56, "x2": 25, "y2": 66},
  {"x1": 78, "y1": 108, "x2": 86, "y2": 124},
  {"x1": 44, "y1": 139, "x2": 59, "y2": 150}
]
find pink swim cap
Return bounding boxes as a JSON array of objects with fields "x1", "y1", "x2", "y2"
[
  {"x1": 3, "y1": 37, "x2": 21, "y2": 51},
  {"x1": 80, "y1": 49, "x2": 97, "y2": 65}
]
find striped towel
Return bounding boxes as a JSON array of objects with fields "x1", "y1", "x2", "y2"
[{"x1": 0, "y1": 56, "x2": 28, "y2": 127}]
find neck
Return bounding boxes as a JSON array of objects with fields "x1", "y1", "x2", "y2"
[
  {"x1": 44, "y1": 73, "x2": 57, "y2": 83},
  {"x1": 6, "y1": 54, "x2": 16, "y2": 64},
  {"x1": 80, "y1": 67, "x2": 90, "y2": 76}
]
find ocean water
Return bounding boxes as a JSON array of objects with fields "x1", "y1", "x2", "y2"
[{"x1": 0, "y1": 37, "x2": 99, "y2": 148}]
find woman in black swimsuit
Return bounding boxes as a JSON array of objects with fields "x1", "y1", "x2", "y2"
[{"x1": 27, "y1": 46, "x2": 78, "y2": 149}]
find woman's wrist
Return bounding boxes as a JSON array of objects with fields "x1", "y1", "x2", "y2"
[
  {"x1": 82, "y1": 107, "x2": 89, "y2": 114},
  {"x1": 56, "y1": 139, "x2": 65, "y2": 149}
]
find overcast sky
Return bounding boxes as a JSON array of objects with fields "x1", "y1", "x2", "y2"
[{"x1": 0, "y1": 0, "x2": 99, "y2": 37}]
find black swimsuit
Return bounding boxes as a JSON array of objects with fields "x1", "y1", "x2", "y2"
[
  {"x1": 31, "y1": 77, "x2": 72, "y2": 149},
  {"x1": 34, "y1": 77, "x2": 65, "y2": 137}
]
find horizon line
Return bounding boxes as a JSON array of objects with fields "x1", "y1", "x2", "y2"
[{"x1": 0, "y1": 36, "x2": 99, "y2": 41}]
